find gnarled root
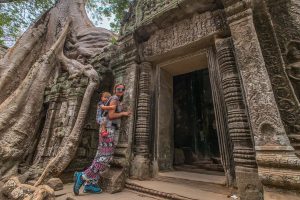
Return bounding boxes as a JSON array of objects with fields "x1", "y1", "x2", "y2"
[
  {"x1": 0, "y1": 21, "x2": 70, "y2": 183},
  {"x1": 2, "y1": 177, "x2": 54, "y2": 200},
  {"x1": 34, "y1": 54, "x2": 99, "y2": 186}
]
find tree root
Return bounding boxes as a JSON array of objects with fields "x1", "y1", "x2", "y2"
[
  {"x1": 0, "y1": 21, "x2": 70, "y2": 174},
  {"x1": 34, "y1": 44, "x2": 99, "y2": 186},
  {"x1": 2, "y1": 177, "x2": 54, "y2": 200},
  {"x1": 0, "y1": 0, "x2": 114, "y2": 191}
]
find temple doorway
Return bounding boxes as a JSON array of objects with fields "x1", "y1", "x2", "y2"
[
  {"x1": 155, "y1": 51, "x2": 226, "y2": 182},
  {"x1": 173, "y1": 69, "x2": 223, "y2": 173}
]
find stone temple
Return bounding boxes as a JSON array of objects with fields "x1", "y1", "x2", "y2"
[{"x1": 1, "y1": 0, "x2": 300, "y2": 199}]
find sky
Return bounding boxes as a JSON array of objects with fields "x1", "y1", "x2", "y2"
[{"x1": 87, "y1": 10, "x2": 115, "y2": 31}]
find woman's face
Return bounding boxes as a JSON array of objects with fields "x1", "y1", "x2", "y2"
[{"x1": 115, "y1": 85, "x2": 125, "y2": 97}]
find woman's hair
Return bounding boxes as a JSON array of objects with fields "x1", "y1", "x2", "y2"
[{"x1": 101, "y1": 92, "x2": 111, "y2": 98}]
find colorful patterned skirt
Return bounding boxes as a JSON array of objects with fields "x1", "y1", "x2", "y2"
[{"x1": 83, "y1": 126, "x2": 119, "y2": 184}]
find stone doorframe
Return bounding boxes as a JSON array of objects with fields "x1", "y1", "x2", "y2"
[
  {"x1": 131, "y1": 42, "x2": 263, "y2": 199},
  {"x1": 151, "y1": 49, "x2": 237, "y2": 186},
  {"x1": 128, "y1": 3, "x2": 292, "y2": 200}
]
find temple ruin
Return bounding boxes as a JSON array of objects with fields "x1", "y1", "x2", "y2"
[{"x1": 1, "y1": 0, "x2": 300, "y2": 199}]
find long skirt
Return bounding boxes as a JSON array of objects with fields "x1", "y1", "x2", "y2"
[{"x1": 82, "y1": 126, "x2": 119, "y2": 184}]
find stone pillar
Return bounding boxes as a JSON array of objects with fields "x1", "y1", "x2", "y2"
[
  {"x1": 130, "y1": 62, "x2": 152, "y2": 180},
  {"x1": 215, "y1": 38, "x2": 262, "y2": 200},
  {"x1": 221, "y1": 0, "x2": 300, "y2": 199},
  {"x1": 207, "y1": 49, "x2": 235, "y2": 186}
]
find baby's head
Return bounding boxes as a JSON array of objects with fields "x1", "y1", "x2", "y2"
[{"x1": 101, "y1": 92, "x2": 111, "y2": 103}]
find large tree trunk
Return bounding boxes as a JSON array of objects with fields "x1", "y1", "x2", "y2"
[{"x1": 0, "y1": 0, "x2": 113, "y2": 188}]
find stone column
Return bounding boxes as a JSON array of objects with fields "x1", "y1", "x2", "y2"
[
  {"x1": 215, "y1": 38, "x2": 262, "y2": 200},
  {"x1": 207, "y1": 49, "x2": 235, "y2": 186},
  {"x1": 222, "y1": 0, "x2": 300, "y2": 199},
  {"x1": 130, "y1": 62, "x2": 152, "y2": 180}
]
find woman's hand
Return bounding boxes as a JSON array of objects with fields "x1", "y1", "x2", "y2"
[{"x1": 122, "y1": 111, "x2": 132, "y2": 117}]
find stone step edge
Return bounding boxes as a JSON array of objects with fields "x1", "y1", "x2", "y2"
[
  {"x1": 154, "y1": 175, "x2": 226, "y2": 187},
  {"x1": 125, "y1": 181, "x2": 198, "y2": 200}
]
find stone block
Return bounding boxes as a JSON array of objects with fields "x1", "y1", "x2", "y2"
[
  {"x1": 130, "y1": 155, "x2": 150, "y2": 180},
  {"x1": 47, "y1": 178, "x2": 64, "y2": 191},
  {"x1": 100, "y1": 168, "x2": 126, "y2": 194},
  {"x1": 236, "y1": 169, "x2": 263, "y2": 200},
  {"x1": 264, "y1": 187, "x2": 300, "y2": 200}
]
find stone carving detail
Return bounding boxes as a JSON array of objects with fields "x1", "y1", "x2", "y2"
[
  {"x1": 223, "y1": 0, "x2": 300, "y2": 192},
  {"x1": 136, "y1": 0, "x2": 175, "y2": 25},
  {"x1": 215, "y1": 38, "x2": 257, "y2": 169},
  {"x1": 130, "y1": 62, "x2": 152, "y2": 179},
  {"x1": 286, "y1": 41, "x2": 300, "y2": 101},
  {"x1": 253, "y1": 1, "x2": 300, "y2": 157},
  {"x1": 228, "y1": 10, "x2": 289, "y2": 148},
  {"x1": 142, "y1": 10, "x2": 227, "y2": 58},
  {"x1": 134, "y1": 62, "x2": 152, "y2": 156},
  {"x1": 266, "y1": 0, "x2": 300, "y2": 54},
  {"x1": 33, "y1": 74, "x2": 89, "y2": 167},
  {"x1": 207, "y1": 48, "x2": 235, "y2": 186}
]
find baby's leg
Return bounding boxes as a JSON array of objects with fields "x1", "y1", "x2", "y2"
[{"x1": 100, "y1": 118, "x2": 107, "y2": 132}]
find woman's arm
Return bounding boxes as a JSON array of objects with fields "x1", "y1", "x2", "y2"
[
  {"x1": 108, "y1": 100, "x2": 130, "y2": 120},
  {"x1": 100, "y1": 105, "x2": 115, "y2": 110}
]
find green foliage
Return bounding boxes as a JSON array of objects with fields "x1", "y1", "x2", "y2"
[
  {"x1": 0, "y1": 0, "x2": 131, "y2": 46},
  {"x1": 86, "y1": 0, "x2": 131, "y2": 32},
  {"x1": 0, "y1": 0, "x2": 55, "y2": 46}
]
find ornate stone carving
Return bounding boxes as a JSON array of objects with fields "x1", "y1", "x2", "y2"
[
  {"x1": 286, "y1": 41, "x2": 300, "y2": 101},
  {"x1": 207, "y1": 48, "x2": 235, "y2": 186},
  {"x1": 130, "y1": 62, "x2": 152, "y2": 179},
  {"x1": 215, "y1": 38, "x2": 261, "y2": 199},
  {"x1": 142, "y1": 10, "x2": 227, "y2": 58},
  {"x1": 253, "y1": 0, "x2": 300, "y2": 158},
  {"x1": 136, "y1": 0, "x2": 175, "y2": 26},
  {"x1": 33, "y1": 74, "x2": 89, "y2": 167},
  {"x1": 134, "y1": 62, "x2": 152, "y2": 156},
  {"x1": 216, "y1": 38, "x2": 257, "y2": 168},
  {"x1": 222, "y1": 0, "x2": 300, "y2": 196}
]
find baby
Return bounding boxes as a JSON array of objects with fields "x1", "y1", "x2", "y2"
[{"x1": 96, "y1": 92, "x2": 115, "y2": 137}]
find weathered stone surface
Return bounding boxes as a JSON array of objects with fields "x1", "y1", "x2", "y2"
[
  {"x1": 47, "y1": 178, "x2": 64, "y2": 191},
  {"x1": 100, "y1": 168, "x2": 126, "y2": 194},
  {"x1": 157, "y1": 68, "x2": 173, "y2": 170},
  {"x1": 1, "y1": 0, "x2": 300, "y2": 199},
  {"x1": 174, "y1": 148, "x2": 185, "y2": 165},
  {"x1": 215, "y1": 37, "x2": 262, "y2": 198},
  {"x1": 142, "y1": 9, "x2": 227, "y2": 59}
]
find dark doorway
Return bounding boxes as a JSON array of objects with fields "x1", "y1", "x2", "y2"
[{"x1": 173, "y1": 68, "x2": 223, "y2": 172}]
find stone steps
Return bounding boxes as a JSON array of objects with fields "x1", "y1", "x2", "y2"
[
  {"x1": 155, "y1": 171, "x2": 226, "y2": 186},
  {"x1": 126, "y1": 174, "x2": 234, "y2": 200},
  {"x1": 174, "y1": 157, "x2": 224, "y2": 172}
]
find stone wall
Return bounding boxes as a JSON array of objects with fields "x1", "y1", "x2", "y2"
[
  {"x1": 141, "y1": 9, "x2": 227, "y2": 60},
  {"x1": 61, "y1": 51, "x2": 114, "y2": 176}
]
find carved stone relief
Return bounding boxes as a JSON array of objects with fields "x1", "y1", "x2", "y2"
[
  {"x1": 286, "y1": 41, "x2": 300, "y2": 101},
  {"x1": 130, "y1": 62, "x2": 152, "y2": 180},
  {"x1": 222, "y1": 0, "x2": 300, "y2": 194},
  {"x1": 215, "y1": 38, "x2": 262, "y2": 199},
  {"x1": 253, "y1": 0, "x2": 300, "y2": 157},
  {"x1": 142, "y1": 10, "x2": 227, "y2": 58}
]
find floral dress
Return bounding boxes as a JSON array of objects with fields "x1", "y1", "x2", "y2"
[{"x1": 82, "y1": 95, "x2": 121, "y2": 184}]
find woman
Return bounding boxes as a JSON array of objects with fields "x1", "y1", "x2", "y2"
[{"x1": 73, "y1": 84, "x2": 131, "y2": 195}]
